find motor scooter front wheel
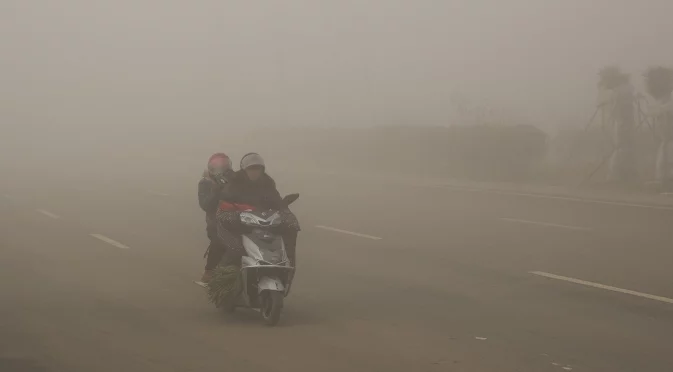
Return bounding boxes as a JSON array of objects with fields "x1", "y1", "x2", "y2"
[{"x1": 260, "y1": 291, "x2": 284, "y2": 326}]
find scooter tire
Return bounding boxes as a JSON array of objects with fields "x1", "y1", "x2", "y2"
[{"x1": 261, "y1": 291, "x2": 284, "y2": 326}]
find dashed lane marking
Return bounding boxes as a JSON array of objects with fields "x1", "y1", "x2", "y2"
[
  {"x1": 36, "y1": 209, "x2": 61, "y2": 219},
  {"x1": 530, "y1": 271, "x2": 673, "y2": 305},
  {"x1": 90, "y1": 234, "x2": 131, "y2": 250},
  {"x1": 315, "y1": 225, "x2": 383, "y2": 240}
]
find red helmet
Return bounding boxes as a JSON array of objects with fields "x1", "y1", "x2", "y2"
[{"x1": 207, "y1": 153, "x2": 232, "y2": 176}]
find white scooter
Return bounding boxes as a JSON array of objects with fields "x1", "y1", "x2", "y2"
[{"x1": 219, "y1": 194, "x2": 299, "y2": 326}]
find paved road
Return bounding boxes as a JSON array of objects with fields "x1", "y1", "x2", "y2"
[{"x1": 1, "y1": 165, "x2": 673, "y2": 371}]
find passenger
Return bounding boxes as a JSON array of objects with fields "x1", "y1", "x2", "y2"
[{"x1": 197, "y1": 153, "x2": 235, "y2": 283}]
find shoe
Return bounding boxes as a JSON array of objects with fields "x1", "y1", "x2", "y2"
[{"x1": 201, "y1": 269, "x2": 214, "y2": 283}]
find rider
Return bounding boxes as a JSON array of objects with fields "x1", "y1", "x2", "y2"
[
  {"x1": 198, "y1": 152, "x2": 236, "y2": 282},
  {"x1": 231, "y1": 152, "x2": 300, "y2": 267}
]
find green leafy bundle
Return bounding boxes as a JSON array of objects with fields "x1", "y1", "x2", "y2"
[{"x1": 206, "y1": 265, "x2": 242, "y2": 307}]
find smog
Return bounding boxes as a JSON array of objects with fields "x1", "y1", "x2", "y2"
[{"x1": 2, "y1": 1, "x2": 673, "y2": 371}]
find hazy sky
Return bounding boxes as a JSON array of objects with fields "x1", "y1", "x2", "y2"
[{"x1": 3, "y1": 0, "x2": 673, "y2": 137}]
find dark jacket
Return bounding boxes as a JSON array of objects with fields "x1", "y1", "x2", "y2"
[
  {"x1": 230, "y1": 171, "x2": 300, "y2": 233},
  {"x1": 198, "y1": 170, "x2": 237, "y2": 236},
  {"x1": 228, "y1": 170, "x2": 285, "y2": 211}
]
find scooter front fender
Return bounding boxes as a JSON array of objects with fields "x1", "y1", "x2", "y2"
[{"x1": 258, "y1": 276, "x2": 285, "y2": 294}]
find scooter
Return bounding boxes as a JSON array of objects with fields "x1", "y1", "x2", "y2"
[{"x1": 216, "y1": 194, "x2": 299, "y2": 326}]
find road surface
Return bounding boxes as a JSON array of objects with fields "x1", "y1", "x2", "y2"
[{"x1": 1, "y1": 165, "x2": 673, "y2": 371}]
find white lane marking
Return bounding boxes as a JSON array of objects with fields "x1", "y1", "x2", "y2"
[
  {"x1": 147, "y1": 190, "x2": 170, "y2": 197},
  {"x1": 36, "y1": 209, "x2": 61, "y2": 219},
  {"x1": 500, "y1": 218, "x2": 592, "y2": 231},
  {"x1": 530, "y1": 271, "x2": 673, "y2": 304},
  {"x1": 315, "y1": 225, "x2": 383, "y2": 240},
  {"x1": 89, "y1": 234, "x2": 130, "y2": 250},
  {"x1": 475, "y1": 337, "x2": 487, "y2": 341},
  {"x1": 441, "y1": 185, "x2": 673, "y2": 211}
]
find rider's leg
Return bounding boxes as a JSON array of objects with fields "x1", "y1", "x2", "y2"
[
  {"x1": 204, "y1": 240, "x2": 226, "y2": 269},
  {"x1": 201, "y1": 226, "x2": 224, "y2": 282},
  {"x1": 282, "y1": 230, "x2": 298, "y2": 295},
  {"x1": 283, "y1": 230, "x2": 298, "y2": 268},
  {"x1": 279, "y1": 209, "x2": 300, "y2": 267},
  {"x1": 217, "y1": 225, "x2": 245, "y2": 268}
]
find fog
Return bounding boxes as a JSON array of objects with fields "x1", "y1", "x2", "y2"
[
  {"x1": 2, "y1": 1, "x2": 673, "y2": 176},
  {"x1": 4, "y1": 1, "x2": 673, "y2": 131},
  {"x1": 4, "y1": 3, "x2": 673, "y2": 370}
]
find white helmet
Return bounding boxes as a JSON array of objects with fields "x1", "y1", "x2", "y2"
[{"x1": 240, "y1": 152, "x2": 265, "y2": 170}]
